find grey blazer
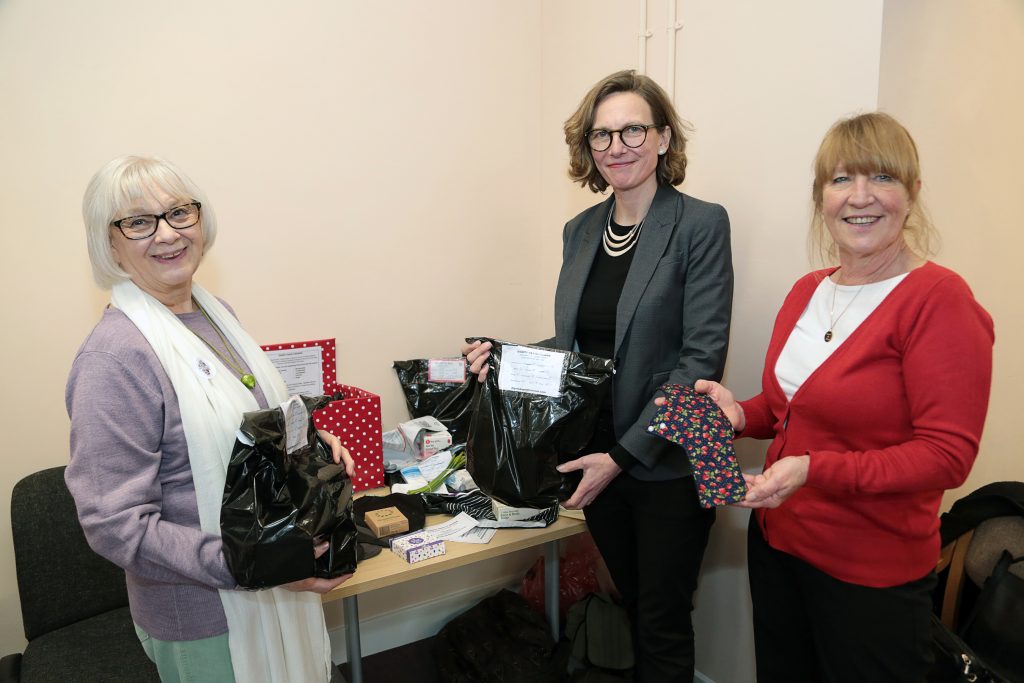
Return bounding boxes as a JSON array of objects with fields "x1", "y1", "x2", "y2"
[{"x1": 550, "y1": 184, "x2": 733, "y2": 481}]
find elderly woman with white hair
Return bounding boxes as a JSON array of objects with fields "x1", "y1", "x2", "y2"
[{"x1": 65, "y1": 156, "x2": 353, "y2": 683}]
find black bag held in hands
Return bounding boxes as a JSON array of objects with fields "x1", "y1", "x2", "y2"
[
  {"x1": 466, "y1": 338, "x2": 614, "y2": 510},
  {"x1": 221, "y1": 394, "x2": 358, "y2": 588},
  {"x1": 393, "y1": 358, "x2": 475, "y2": 443},
  {"x1": 959, "y1": 550, "x2": 1024, "y2": 681}
]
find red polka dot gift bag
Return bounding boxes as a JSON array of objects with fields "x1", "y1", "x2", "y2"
[{"x1": 261, "y1": 338, "x2": 384, "y2": 491}]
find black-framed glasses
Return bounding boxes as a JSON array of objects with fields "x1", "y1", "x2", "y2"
[
  {"x1": 586, "y1": 124, "x2": 662, "y2": 152},
  {"x1": 111, "y1": 202, "x2": 202, "y2": 240}
]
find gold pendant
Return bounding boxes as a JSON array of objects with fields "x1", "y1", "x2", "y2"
[{"x1": 241, "y1": 374, "x2": 256, "y2": 389}]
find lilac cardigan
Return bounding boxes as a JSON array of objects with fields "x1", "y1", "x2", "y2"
[{"x1": 65, "y1": 305, "x2": 268, "y2": 641}]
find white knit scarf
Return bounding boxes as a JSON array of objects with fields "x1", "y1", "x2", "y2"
[{"x1": 110, "y1": 280, "x2": 332, "y2": 683}]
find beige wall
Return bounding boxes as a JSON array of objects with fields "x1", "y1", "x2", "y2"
[
  {"x1": 879, "y1": 0, "x2": 1024, "y2": 495},
  {"x1": 1, "y1": 1, "x2": 1018, "y2": 681},
  {"x1": 0, "y1": 0, "x2": 553, "y2": 657}
]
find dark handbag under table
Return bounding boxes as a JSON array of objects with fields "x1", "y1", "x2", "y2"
[{"x1": 959, "y1": 550, "x2": 1024, "y2": 681}]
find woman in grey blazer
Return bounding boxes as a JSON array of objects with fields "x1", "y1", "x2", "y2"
[{"x1": 466, "y1": 70, "x2": 732, "y2": 682}]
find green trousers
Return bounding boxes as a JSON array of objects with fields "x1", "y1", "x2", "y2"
[{"x1": 134, "y1": 624, "x2": 236, "y2": 683}]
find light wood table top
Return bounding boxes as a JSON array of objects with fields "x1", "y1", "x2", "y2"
[{"x1": 322, "y1": 506, "x2": 587, "y2": 603}]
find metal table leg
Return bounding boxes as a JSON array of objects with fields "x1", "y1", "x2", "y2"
[
  {"x1": 544, "y1": 540, "x2": 560, "y2": 641},
  {"x1": 343, "y1": 595, "x2": 363, "y2": 683}
]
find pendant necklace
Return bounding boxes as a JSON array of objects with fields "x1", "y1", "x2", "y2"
[
  {"x1": 824, "y1": 277, "x2": 864, "y2": 343},
  {"x1": 191, "y1": 297, "x2": 257, "y2": 389},
  {"x1": 603, "y1": 199, "x2": 645, "y2": 257}
]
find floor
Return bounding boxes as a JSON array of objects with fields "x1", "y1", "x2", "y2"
[
  {"x1": 338, "y1": 637, "x2": 440, "y2": 683},
  {"x1": 337, "y1": 635, "x2": 622, "y2": 683}
]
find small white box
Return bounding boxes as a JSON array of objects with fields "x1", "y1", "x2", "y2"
[
  {"x1": 389, "y1": 531, "x2": 446, "y2": 564},
  {"x1": 397, "y1": 417, "x2": 452, "y2": 459},
  {"x1": 415, "y1": 430, "x2": 452, "y2": 458}
]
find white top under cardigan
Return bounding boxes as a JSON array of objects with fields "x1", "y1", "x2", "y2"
[{"x1": 775, "y1": 273, "x2": 908, "y2": 400}]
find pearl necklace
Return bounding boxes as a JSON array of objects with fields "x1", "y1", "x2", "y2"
[{"x1": 603, "y1": 200, "x2": 645, "y2": 257}]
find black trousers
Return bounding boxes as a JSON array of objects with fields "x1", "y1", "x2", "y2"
[
  {"x1": 583, "y1": 473, "x2": 715, "y2": 683},
  {"x1": 747, "y1": 517, "x2": 936, "y2": 683}
]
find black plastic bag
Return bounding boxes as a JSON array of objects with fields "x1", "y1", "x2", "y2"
[
  {"x1": 434, "y1": 590, "x2": 560, "y2": 683},
  {"x1": 221, "y1": 394, "x2": 358, "y2": 588},
  {"x1": 466, "y1": 338, "x2": 614, "y2": 510},
  {"x1": 393, "y1": 359, "x2": 475, "y2": 443}
]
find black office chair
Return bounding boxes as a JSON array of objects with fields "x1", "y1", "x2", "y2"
[{"x1": 0, "y1": 466, "x2": 158, "y2": 682}]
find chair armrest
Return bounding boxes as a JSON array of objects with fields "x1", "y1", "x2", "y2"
[
  {"x1": 0, "y1": 652, "x2": 22, "y2": 682},
  {"x1": 937, "y1": 541, "x2": 955, "y2": 573},
  {"x1": 940, "y1": 529, "x2": 976, "y2": 629}
]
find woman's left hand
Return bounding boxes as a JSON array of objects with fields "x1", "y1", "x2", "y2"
[
  {"x1": 318, "y1": 429, "x2": 355, "y2": 477},
  {"x1": 557, "y1": 453, "x2": 621, "y2": 509},
  {"x1": 281, "y1": 573, "x2": 353, "y2": 594},
  {"x1": 735, "y1": 455, "x2": 809, "y2": 509}
]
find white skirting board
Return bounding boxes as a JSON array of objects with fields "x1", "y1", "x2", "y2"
[{"x1": 327, "y1": 574, "x2": 715, "y2": 683}]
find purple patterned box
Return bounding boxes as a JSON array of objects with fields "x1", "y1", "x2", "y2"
[{"x1": 389, "y1": 531, "x2": 446, "y2": 564}]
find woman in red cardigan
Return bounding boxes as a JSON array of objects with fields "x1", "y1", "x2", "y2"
[{"x1": 695, "y1": 113, "x2": 994, "y2": 682}]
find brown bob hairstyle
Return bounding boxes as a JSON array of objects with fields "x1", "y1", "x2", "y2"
[
  {"x1": 810, "y1": 112, "x2": 937, "y2": 263},
  {"x1": 564, "y1": 70, "x2": 690, "y2": 193}
]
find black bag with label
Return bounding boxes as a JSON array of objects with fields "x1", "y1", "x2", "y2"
[
  {"x1": 220, "y1": 394, "x2": 358, "y2": 588},
  {"x1": 466, "y1": 338, "x2": 614, "y2": 511},
  {"x1": 393, "y1": 359, "x2": 475, "y2": 444}
]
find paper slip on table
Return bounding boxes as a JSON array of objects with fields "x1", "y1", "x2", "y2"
[{"x1": 322, "y1": 500, "x2": 588, "y2": 683}]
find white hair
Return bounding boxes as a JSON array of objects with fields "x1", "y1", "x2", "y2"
[{"x1": 82, "y1": 156, "x2": 217, "y2": 288}]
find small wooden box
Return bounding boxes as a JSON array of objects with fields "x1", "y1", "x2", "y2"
[{"x1": 365, "y1": 506, "x2": 409, "y2": 538}]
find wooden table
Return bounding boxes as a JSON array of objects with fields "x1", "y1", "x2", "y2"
[{"x1": 323, "y1": 511, "x2": 588, "y2": 683}]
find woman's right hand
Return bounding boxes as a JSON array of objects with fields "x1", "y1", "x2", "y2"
[
  {"x1": 693, "y1": 379, "x2": 745, "y2": 432},
  {"x1": 462, "y1": 340, "x2": 492, "y2": 383},
  {"x1": 280, "y1": 541, "x2": 353, "y2": 594}
]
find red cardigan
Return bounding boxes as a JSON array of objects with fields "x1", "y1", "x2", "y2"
[{"x1": 739, "y1": 262, "x2": 994, "y2": 587}]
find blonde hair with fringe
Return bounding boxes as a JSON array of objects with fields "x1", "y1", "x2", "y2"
[
  {"x1": 809, "y1": 112, "x2": 938, "y2": 265},
  {"x1": 83, "y1": 156, "x2": 217, "y2": 288}
]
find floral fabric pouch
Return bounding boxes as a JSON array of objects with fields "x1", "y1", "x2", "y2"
[{"x1": 647, "y1": 383, "x2": 747, "y2": 508}]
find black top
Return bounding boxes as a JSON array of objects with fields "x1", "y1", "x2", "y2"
[{"x1": 576, "y1": 220, "x2": 638, "y2": 470}]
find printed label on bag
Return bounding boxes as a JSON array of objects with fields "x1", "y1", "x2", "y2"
[
  {"x1": 497, "y1": 345, "x2": 566, "y2": 398},
  {"x1": 428, "y1": 358, "x2": 467, "y2": 383},
  {"x1": 281, "y1": 395, "x2": 309, "y2": 454}
]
